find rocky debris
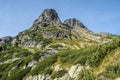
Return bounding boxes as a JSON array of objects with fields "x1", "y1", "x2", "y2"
[
  {"x1": 27, "y1": 60, "x2": 38, "y2": 67},
  {"x1": 54, "y1": 64, "x2": 62, "y2": 71},
  {"x1": 26, "y1": 74, "x2": 50, "y2": 80},
  {"x1": 47, "y1": 49, "x2": 59, "y2": 54},
  {"x1": 22, "y1": 41, "x2": 42, "y2": 48},
  {"x1": 64, "y1": 18, "x2": 87, "y2": 29},
  {"x1": 33, "y1": 9, "x2": 61, "y2": 28},
  {"x1": 68, "y1": 64, "x2": 83, "y2": 79}
]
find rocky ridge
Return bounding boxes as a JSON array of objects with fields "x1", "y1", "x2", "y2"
[{"x1": 12, "y1": 9, "x2": 111, "y2": 48}]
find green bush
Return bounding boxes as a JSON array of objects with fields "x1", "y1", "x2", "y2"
[
  {"x1": 32, "y1": 51, "x2": 47, "y2": 61},
  {"x1": 0, "y1": 63, "x2": 9, "y2": 72},
  {"x1": 0, "y1": 72, "x2": 8, "y2": 80},
  {"x1": 50, "y1": 44, "x2": 63, "y2": 49},
  {"x1": 15, "y1": 49, "x2": 32, "y2": 57},
  {"x1": 42, "y1": 38, "x2": 53, "y2": 47},
  {"x1": 32, "y1": 52, "x2": 42, "y2": 61},
  {"x1": 8, "y1": 67, "x2": 32, "y2": 80},
  {"x1": 0, "y1": 60, "x2": 20, "y2": 80},
  {"x1": 51, "y1": 69, "x2": 67, "y2": 79},
  {"x1": 103, "y1": 63, "x2": 120, "y2": 79},
  {"x1": 0, "y1": 46, "x2": 31, "y2": 62},
  {"x1": 58, "y1": 49, "x2": 79, "y2": 64},
  {"x1": 41, "y1": 68, "x2": 53, "y2": 75},
  {"x1": 17, "y1": 56, "x2": 32, "y2": 68},
  {"x1": 30, "y1": 54, "x2": 57, "y2": 75},
  {"x1": 77, "y1": 69, "x2": 98, "y2": 80},
  {"x1": 74, "y1": 37, "x2": 120, "y2": 67}
]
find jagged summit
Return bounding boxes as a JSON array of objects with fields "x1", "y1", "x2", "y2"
[
  {"x1": 33, "y1": 9, "x2": 61, "y2": 27},
  {"x1": 32, "y1": 9, "x2": 88, "y2": 30},
  {"x1": 14, "y1": 8, "x2": 113, "y2": 48},
  {"x1": 64, "y1": 18, "x2": 87, "y2": 29}
]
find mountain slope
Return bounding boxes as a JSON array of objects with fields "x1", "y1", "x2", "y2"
[{"x1": 0, "y1": 9, "x2": 120, "y2": 80}]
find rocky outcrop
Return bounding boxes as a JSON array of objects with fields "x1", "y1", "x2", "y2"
[
  {"x1": 68, "y1": 64, "x2": 83, "y2": 79},
  {"x1": 26, "y1": 64, "x2": 83, "y2": 80},
  {"x1": 64, "y1": 18, "x2": 87, "y2": 29}
]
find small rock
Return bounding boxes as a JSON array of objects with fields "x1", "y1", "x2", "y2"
[{"x1": 99, "y1": 76, "x2": 106, "y2": 80}]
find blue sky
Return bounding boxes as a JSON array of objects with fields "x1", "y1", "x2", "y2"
[{"x1": 0, "y1": 0, "x2": 120, "y2": 37}]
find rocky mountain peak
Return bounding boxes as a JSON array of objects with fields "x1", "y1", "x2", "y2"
[
  {"x1": 64, "y1": 18, "x2": 87, "y2": 29},
  {"x1": 40, "y1": 9, "x2": 60, "y2": 22},
  {"x1": 0, "y1": 36, "x2": 13, "y2": 47},
  {"x1": 0, "y1": 36, "x2": 12, "y2": 43},
  {"x1": 33, "y1": 9, "x2": 61, "y2": 27}
]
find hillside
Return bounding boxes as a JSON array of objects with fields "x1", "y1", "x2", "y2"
[{"x1": 0, "y1": 9, "x2": 120, "y2": 80}]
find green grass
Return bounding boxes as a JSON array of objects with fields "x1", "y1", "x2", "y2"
[
  {"x1": 77, "y1": 69, "x2": 98, "y2": 80},
  {"x1": 0, "y1": 36, "x2": 120, "y2": 80},
  {"x1": 0, "y1": 60, "x2": 20, "y2": 80}
]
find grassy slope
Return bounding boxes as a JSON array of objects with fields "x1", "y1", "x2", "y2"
[
  {"x1": 0, "y1": 37, "x2": 120, "y2": 80},
  {"x1": 94, "y1": 47, "x2": 120, "y2": 75}
]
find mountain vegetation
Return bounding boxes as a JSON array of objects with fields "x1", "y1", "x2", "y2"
[{"x1": 0, "y1": 9, "x2": 120, "y2": 80}]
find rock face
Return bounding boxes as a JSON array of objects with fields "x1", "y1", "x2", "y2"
[
  {"x1": 64, "y1": 18, "x2": 87, "y2": 29},
  {"x1": 33, "y1": 9, "x2": 61, "y2": 28}
]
